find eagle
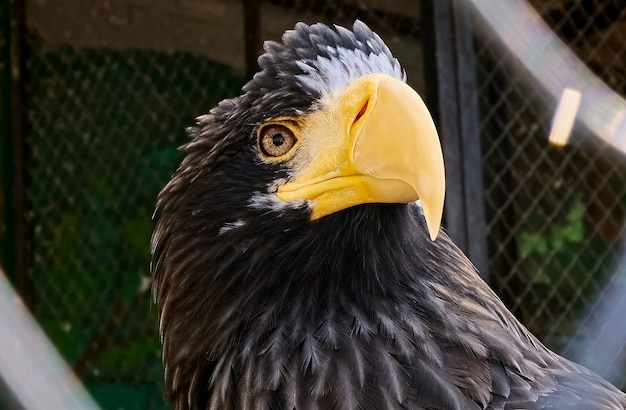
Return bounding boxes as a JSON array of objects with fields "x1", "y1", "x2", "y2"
[{"x1": 151, "y1": 21, "x2": 626, "y2": 409}]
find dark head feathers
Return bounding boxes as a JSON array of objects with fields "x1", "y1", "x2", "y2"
[{"x1": 239, "y1": 20, "x2": 404, "y2": 118}]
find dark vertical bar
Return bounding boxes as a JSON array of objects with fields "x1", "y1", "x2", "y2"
[
  {"x1": 5, "y1": 0, "x2": 30, "y2": 301},
  {"x1": 243, "y1": 0, "x2": 262, "y2": 79},
  {"x1": 422, "y1": 0, "x2": 489, "y2": 279},
  {"x1": 0, "y1": 0, "x2": 12, "y2": 278},
  {"x1": 422, "y1": 0, "x2": 466, "y2": 251},
  {"x1": 452, "y1": 4, "x2": 489, "y2": 279}
]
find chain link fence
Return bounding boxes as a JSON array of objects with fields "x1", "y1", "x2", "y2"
[
  {"x1": 0, "y1": 0, "x2": 624, "y2": 408},
  {"x1": 12, "y1": 1, "x2": 248, "y2": 408},
  {"x1": 477, "y1": 0, "x2": 626, "y2": 388}
]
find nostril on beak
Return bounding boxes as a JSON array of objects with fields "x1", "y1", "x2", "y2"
[{"x1": 354, "y1": 100, "x2": 369, "y2": 124}]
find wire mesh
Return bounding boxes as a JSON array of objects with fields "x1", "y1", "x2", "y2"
[
  {"x1": 477, "y1": 0, "x2": 626, "y2": 389},
  {"x1": 1, "y1": 0, "x2": 625, "y2": 408},
  {"x1": 20, "y1": 2, "x2": 247, "y2": 407}
]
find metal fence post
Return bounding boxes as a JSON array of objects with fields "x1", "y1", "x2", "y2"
[
  {"x1": 0, "y1": 0, "x2": 11, "y2": 279},
  {"x1": 0, "y1": 0, "x2": 29, "y2": 302},
  {"x1": 243, "y1": 0, "x2": 262, "y2": 80},
  {"x1": 422, "y1": 0, "x2": 489, "y2": 279}
]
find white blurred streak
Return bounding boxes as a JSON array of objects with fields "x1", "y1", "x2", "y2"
[
  {"x1": 549, "y1": 88, "x2": 581, "y2": 147},
  {"x1": 0, "y1": 269, "x2": 100, "y2": 410},
  {"x1": 566, "y1": 234, "x2": 626, "y2": 384},
  {"x1": 465, "y1": 0, "x2": 626, "y2": 152}
]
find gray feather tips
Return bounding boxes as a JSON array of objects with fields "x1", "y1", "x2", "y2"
[{"x1": 246, "y1": 21, "x2": 404, "y2": 100}]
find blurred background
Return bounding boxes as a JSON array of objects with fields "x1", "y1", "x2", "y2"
[{"x1": 0, "y1": 0, "x2": 625, "y2": 408}]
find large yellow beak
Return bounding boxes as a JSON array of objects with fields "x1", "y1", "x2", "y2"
[{"x1": 277, "y1": 73, "x2": 445, "y2": 240}]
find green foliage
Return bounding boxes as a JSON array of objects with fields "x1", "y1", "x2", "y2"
[
  {"x1": 519, "y1": 196, "x2": 585, "y2": 257},
  {"x1": 88, "y1": 382, "x2": 170, "y2": 410},
  {"x1": 41, "y1": 319, "x2": 94, "y2": 364},
  {"x1": 512, "y1": 187, "x2": 620, "y2": 354},
  {"x1": 519, "y1": 196, "x2": 585, "y2": 284}
]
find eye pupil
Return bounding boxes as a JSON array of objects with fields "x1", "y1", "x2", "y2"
[{"x1": 272, "y1": 133, "x2": 285, "y2": 146}]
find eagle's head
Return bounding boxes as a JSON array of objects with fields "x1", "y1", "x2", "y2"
[
  {"x1": 152, "y1": 21, "x2": 448, "y2": 408},
  {"x1": 155, "y1": 19, "x2": 444, "y2": 240}
]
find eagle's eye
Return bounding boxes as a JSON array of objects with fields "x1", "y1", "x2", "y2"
[{"x1": 258, "y1": 124, "x2": 297, "y2": 158}]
